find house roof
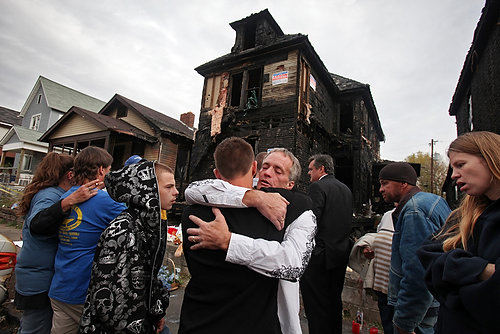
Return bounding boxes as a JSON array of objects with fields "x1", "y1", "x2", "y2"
[
  {"x1": 196, "y1": 32, "x2": 342, "y2": 100},
  {"x1": 330, "y1": 73, "x2": 385, "y2": 141},
  {"x1": 20, "y1": 76, "x2": 106, "y2": 117},
  {"x1": 229, "y1": 9, "x2": 284, "y2": 36},
  {"x1": 0, "y1": 125, "x2": 45, "y2": 146},
  {"x1": 195, "y1": 9, "x2": 385, "y2": 141},
  {"x1": 449, "y1": 0, "x2": 500, "y2": 116},
  {"x1": 0, "y1": 106, "x2": 22, "y2": 126},
  {"x1": 330, "y1": 73, "x2": 367, "y2": 91},
  {"x1": 100, "y1": 94, "x2": 194, "y2": 140},
  {"x1": 195, "y1": 33, "x2": 306, "y2": 75},
  {"x1": 39, "y1": 106, "x2": 156, "y2": 143}
]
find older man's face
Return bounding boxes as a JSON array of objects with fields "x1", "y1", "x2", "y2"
[{"x1": 257, "y1": 152, "x2": 294, "y2": 190}]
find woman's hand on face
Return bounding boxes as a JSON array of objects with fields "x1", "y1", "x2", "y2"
[
  {"x1": 60, "y1": 179, "x2": 104, "y2": 212},
  {"x1": 479, "y1": 263, "x2": 495, "y2": 281}
]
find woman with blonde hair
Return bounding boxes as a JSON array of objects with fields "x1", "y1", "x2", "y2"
[
  {"x1": 15, "y1": 152, "x2": 102, "y2": 334},
  {"x1": 418, "y1": 131, "x2": 500, "y2": 334}
]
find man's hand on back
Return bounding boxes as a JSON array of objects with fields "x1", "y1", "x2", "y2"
[
  {"x1": 242, "y1": 190, "x2": 289, "y2": 230},
  {"x1": 187, "y1": 208, "x2": 231, "y2": 251}
]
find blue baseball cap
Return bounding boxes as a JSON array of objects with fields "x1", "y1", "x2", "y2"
[{"x1": 124, "y1": 155, "x2": 143, "y2": 166}]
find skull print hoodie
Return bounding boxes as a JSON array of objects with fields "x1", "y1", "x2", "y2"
[{"x1": 80, "y1": 161, "x2": 169, "y2": 333}]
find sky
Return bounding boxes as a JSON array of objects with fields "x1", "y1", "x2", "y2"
[{"x1": 0, "y1": 0, "x2": 485, "y2": 161}]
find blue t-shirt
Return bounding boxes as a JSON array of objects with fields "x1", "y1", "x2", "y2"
[
  {"x1": 15, "y1": 186, "x2": 65, "y2": 295},
  {"x1": 49, "y1": 187, "x2": 126, "y2": 304}
]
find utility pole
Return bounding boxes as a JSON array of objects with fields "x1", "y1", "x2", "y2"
[{"x1": 429, "y1": 139, "x2": 438, "y2": 193}]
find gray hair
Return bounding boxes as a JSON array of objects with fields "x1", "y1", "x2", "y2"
[
  {"x1": 309, "y1": 154, "x2": 335, "y2": 174},
  {"x1": 266, "y1": 148, "x2": 302, "y2": 182}
]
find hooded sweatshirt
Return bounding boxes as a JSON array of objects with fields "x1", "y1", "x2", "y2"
[{"x1": 80, "y1": 161, "x2": 169, "y2": 333}]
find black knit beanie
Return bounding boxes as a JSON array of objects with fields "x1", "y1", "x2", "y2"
[{"x1": 379, "y1": 162, "x2": 417, "y2": 186}]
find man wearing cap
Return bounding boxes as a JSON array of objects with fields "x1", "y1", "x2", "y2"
[{"x1": 378, "y1": 162, "x2": 450, "y2": 334}]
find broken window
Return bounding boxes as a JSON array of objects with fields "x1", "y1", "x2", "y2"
[
  {"x1": 243, "y1": 22, "x2": 257, "y2": 50},
  {"x1": 340, "y1": 102, "x2": 353, "y2": 133},
  {"x1": 116, "y1": 105, "x2": 128, "y2": 118},
  {"x1": 230, "y1": 68, "x2": 262, "y2": 109},
  {"x1": 246, "y1": 68, "x2": 262, "y2": 109},
  {"x1": 230, "y1": 73, "x2": 243, "y2": 107}
]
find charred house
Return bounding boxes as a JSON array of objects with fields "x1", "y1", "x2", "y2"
[{"x1": 189, "y1": 10, "x2": 385, "y2": 214}]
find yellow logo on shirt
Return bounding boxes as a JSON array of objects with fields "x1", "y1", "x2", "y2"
[{"x1": 60, "y1": 206, "x2": 83, "y2": 231}]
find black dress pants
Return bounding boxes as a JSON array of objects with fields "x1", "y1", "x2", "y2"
[{"x1": 300, "y1": 252, "x2": 347, "y2": 334}]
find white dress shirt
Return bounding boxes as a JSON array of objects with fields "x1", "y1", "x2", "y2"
[{"x1": 185, "y1": 179, "x2": 317, "y2": 334}]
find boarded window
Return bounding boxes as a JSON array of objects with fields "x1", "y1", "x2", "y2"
[{"x1": 203, "y1": 75, "x2": 222, "y2": 109}]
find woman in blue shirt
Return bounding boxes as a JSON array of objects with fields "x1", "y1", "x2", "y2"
[
  {"x1": 15, "y1": 152, "x2": 101, "y2": 334},
  {"x1": 48, "y1": 146, "x2": 126, "y2": 333}
]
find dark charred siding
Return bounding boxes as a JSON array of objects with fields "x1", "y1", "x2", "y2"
[
  {"x1": 469, "y1": 24, "x2": 500, "y2": 134},
  {"x1": 308, "y1": 68, "x2": 338, "y2": 134},
  {"x1": 191, "y1": 11, "x2": 384, "y2": 215}
]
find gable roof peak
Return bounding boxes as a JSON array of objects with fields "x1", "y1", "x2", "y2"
[
  {"x1": 100, "y1": 94, "x2": 194, "y2": 140},
  {"x1": 20, "y1": 75, "x2": 106, "y2": 117},
  {"x1": 230, "y1": 9, "x2": 284, "y2": 36}
]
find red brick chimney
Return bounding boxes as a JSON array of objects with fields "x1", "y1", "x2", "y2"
[{"x1": 180, "y1": 112, "x2": 195, "y2": 128}]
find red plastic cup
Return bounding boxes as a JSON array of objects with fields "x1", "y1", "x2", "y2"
[
  {"x1": 369, "y1": 327, "x2": 379, "y2": 334},
  {"x1": 352, "y1": 321, "x2": 360, "y2": 334}
]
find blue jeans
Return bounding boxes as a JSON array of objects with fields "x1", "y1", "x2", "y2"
[
  {"x1": 18, "y1": 306, "x2": 53, "y2": 334},
  {"x1": 159, "y1": 325, "x2": 171, "y2": 334}
]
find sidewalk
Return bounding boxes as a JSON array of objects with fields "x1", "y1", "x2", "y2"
[{"x1": 0, "y1": 223, "x2": 373, "y2": 333}]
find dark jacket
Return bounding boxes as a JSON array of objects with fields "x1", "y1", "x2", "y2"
[
  {"x1": 179, "y1": 188, "x2": 311, "y2": 334},
  {"x1": 80, "y1": 161, "x2": 169, "y2": 333},
  {"x1": 418, "y1": 198, "x2": 500, "y2": 334},
  {"x1": 308, "y1": 174, "x2": 352, "y2": 269}
]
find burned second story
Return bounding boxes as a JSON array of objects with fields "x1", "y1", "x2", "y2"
[{"x1": 191, "y1": 9, "x2": 384, "y2": 212}]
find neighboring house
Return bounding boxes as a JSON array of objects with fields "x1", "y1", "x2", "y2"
[
  {"x1": 0, "y1": 76, "x2": 106, "y2": 184},
  {"x1": 190, "y1": 9, "x2": 384, "y2": 213},
  {"x1": 443, "y1": 0, "x2": 500, "y2": 207},
  {"x1": 0, "y1": 106, "x2": 22, "y2": 182},
  {"x1": 40, "y1": 94, "x2": 195, "y2": 191}
]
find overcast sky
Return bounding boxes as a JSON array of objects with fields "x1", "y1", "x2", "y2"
[{"x1": 0, "y1": 0, "x2": 485, "y2": 161}]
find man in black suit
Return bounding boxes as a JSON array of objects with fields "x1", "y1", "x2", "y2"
[
  {"x1": 300, "y1": 154, "x2": 352, "y2": 333},
  {"x1": 179, "y1": 138, "x2": 312, "y2": 334}
]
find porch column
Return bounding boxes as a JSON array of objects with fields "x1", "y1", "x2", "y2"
[
  {"x1": 0, "y1": 151, "x2": 5, "y2": 167},
  {"x1": 15, "y1": 149, "x2": 25, "y2": 183}
]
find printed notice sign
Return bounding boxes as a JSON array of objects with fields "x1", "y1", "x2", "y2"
[
  {"x1": 310, "y1": 74, "x2": 317, "y2": 91},
  {"x1": 272, "y1": 71, "x2": 289, "y2": 85}
]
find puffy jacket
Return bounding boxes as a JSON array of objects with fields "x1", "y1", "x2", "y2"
[
  {"x1": 80, "y1": 161, "x2": 169, "y2": 333},
  {"x1": 388, "y1": 191, "x2": 450, "y2": 333}
]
